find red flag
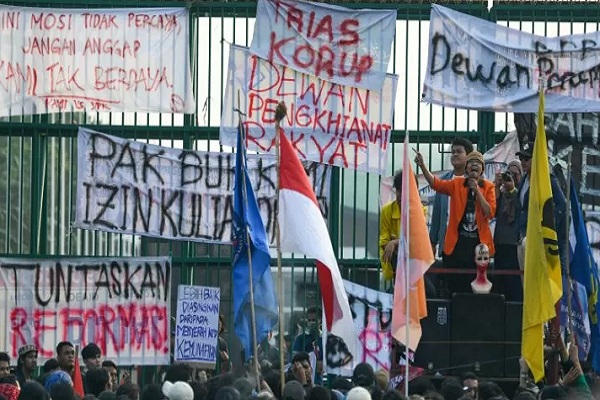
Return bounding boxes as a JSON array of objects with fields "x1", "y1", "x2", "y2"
[
  {"x1": 278, "y1": 128, "x2": 356, "y2": 352},
  {"x1": 73, "y1": 352, "x2": 85, "y2": 397}
]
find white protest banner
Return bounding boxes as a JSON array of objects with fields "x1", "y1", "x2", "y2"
[
  {"x1": 250, "y1": 0, "x2": 396, "y2": 91},
  {"x1": 423, "y1": 4, "x2": 600, "y2": 112},
  {"x1": 0, "y1": 5, "x2": 195, "y2": 116},
  {"x1": 220, "y1": 45, "x2": 398, "y2": 175},
  {"x1": 0, "y1": 257, "x2": 171, "y2": 365},
  {"x1": 325, "y1": 280, "x2": 392, "y2": 376},
  {"x1": 76, "y1": 127, "x2": 331, "y2": 243},
  {"x1": 175, "y1": 285, "x2": 220, "y2": 365}
]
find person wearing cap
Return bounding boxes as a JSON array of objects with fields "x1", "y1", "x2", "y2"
[
  {"x1": 515, "y1": 142, "x2": 567, "y2": 272},
  {"x1": 415, "y1": 149, "x2": 496, "y2": 294},
  {"x1": 14, "y1": 345, "x2": 37, "y2": 386}
]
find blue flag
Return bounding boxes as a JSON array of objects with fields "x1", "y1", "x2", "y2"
[
  {"x1": 568, "y1": 179, "x2": 600, "y2": 369},
  {"x1": 232, "y1": 123, "x2": 278, "y2": 361}
]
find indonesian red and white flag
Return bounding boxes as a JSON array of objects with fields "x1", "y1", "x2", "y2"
[
  {"x1": 391, "y1": 132, "x2": 435, "y2": 351},
  {"x1": 278, "y1": 128, "x2": 356, "y2": 353}
]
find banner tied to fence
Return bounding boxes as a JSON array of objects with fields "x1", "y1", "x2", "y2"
[
  {"x1": 0, "y1": 257, "x2": 171, "y2": 365},
  {"x1": 325, "y1": 280, "x2": 392, "y2": 376},
  {"x1": 76, "y1": 127, "x2": 331, "y2": 244},
  {"x1": 250, "y1": 0, "x2": 396, "y2": 91},
  {"x1": 220, "y1": 45, "x2": 398, "y2": 175},
  {"x1": 0, "y1": 5, "x2": 195, "y2": 116},
  {"x1": 423, "y1": 4, "x2": 600, "y2": 112}
]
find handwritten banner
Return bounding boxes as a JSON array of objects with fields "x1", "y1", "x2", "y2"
[
  {"x1": 325, "y1": 280, "x2": 392, "y2": 376},
  {"x1": 76, "y1": 127, "x2": 331, "y2": 243},
  {"x1": 423, "y1": 4, "x2": 600, "y2": 112},
  {"x1": 220, "y1": 45, "x2": 398, "y2": 175},
  {"x1": 175, "y1": 285, "x2": 220, "y2": 365},
  {"x1": 0, "y1": 5, "x2": 195, "y2": 116},
  {"x1": 0, "y1": 257, "x2": 171, "y2": 365},
  {"x1": 250, "y1": 0, "x2": 396, "y2": 91}
]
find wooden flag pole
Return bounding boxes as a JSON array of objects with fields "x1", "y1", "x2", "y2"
[{"x1": 274, "y1": 101, "x2": 288, "y2": 396}]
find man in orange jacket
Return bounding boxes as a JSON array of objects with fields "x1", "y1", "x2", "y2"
[{"x1": 415, "y1": 150, "x2": 496, "y2": 295}]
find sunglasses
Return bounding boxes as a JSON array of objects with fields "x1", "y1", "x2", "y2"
[{"x1": 518, "y1": 155, "x2": 531, "y2": 161}]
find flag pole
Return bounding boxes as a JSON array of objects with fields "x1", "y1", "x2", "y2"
[
  {"x1": 564, "y1": 151, "x2": 574, "y2": 341},
  {"x1": 274, "y1": 101, "x2": 288, "y2": 395},
  {"x1": 404, "y1": 131, "x2": 410, "y2": 398},
  {"x1": 237, "y1": 107, "x2": 262, "y2": 388}
]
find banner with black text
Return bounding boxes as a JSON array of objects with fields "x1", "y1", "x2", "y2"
[
  {"x1": 423, "y1": 4, "x2": 600, "y2": 112},
  {"x1": 76, "y1": 127, "x2": 330, "y2": 244}
]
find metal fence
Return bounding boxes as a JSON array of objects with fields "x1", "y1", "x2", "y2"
[{"x1": 1, "y1": 0, "x2": 599, "y2": 374}]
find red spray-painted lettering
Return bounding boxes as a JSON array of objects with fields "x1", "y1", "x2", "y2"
[{"x1": 10, "y1": 303, "x2": 169, "y2": 359}]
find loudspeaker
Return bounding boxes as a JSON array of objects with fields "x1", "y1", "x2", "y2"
[
  {"x1": 504, "y1": 301, "x2": 523, "y2": 378},
  {"x1": 450, "y1": 293, "x2": 506, "y2": 377},
  {"x1": 414, "y1": 299, "x2": 451, "y2": 373}
]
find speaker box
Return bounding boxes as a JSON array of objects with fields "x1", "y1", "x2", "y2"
[
  {"x1": 505, "y1": 301, "x2": 523, "y2": 378},
  {"x1": 414, "y1": 299, "x2": 451, "y2": 373},
  {"x1": 450, "y1": 293, "x2": 506, "y2": 377}
]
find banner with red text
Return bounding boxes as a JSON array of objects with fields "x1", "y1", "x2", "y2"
[
  {"x1": 220, "y1": 45, "x2": 398, "y2": 175},
  {"x1": 0, "y1": 257, "x2": 171, "y2": 365},
  {"x1": 250, "y1": 0, "x2": 396, "y2": 91},
  {"x1": 76, "y1": 128, "x2": 330, "y2": 244},
  {"x1": 325, "y1": 280, "x2": 392, "y2": 377},
  {"x1": 0, "y1": 5, "x2": 195, "y2": 116}
]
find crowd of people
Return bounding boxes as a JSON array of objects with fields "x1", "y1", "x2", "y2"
[{"x1": 0, "y1": 331, "x2": 597, "y2": 400}]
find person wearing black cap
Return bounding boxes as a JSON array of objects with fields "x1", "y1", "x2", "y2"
[
  {"x1": 15, "y1": 344, "x2": 37, "y2": 386},
  {"x1": 515, "y1": 142, "x2": 567, "y2": 272}
]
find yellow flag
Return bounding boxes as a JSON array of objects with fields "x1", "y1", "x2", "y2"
[{"x1": 521, "y1": 86, "x2": 563, "y2": 382}]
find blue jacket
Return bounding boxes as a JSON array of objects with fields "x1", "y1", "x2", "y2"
[
  {"x1": 428, "y1": 170, "x2": 455, "y2": 257},
  {"x1": 517, "y1": 173, "x2": 568, "y2": 267}
]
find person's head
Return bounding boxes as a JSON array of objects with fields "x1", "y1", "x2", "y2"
[
  {"x1": 460, "y1": 372, "x2": 478, "y2": 393},
  {"x1": 283, "y1": 381, "x2": 305, "y2": 400},
  {"x1": 381, "y1": 390, "x2": 406, "y2": 400},
  {"x1": 450, "y1": 137, "x2": 473, "y2": 172},
  {"x1": 82, "y1": 343, "x2": 102, "y2": 370},
  {"x1": 539, "y1": 384, "x2": 567, "y2": 400},
  {"x1": 86, "y1": 368, "x2": 111, "y2": 396},
  {"x1": 305, "y1": 306, "x2": 321, "y2": 334},
  {"x1": 0, "y1": 353, "x2": 10, "y2": 378},
  {"x1": 17, "y1": 345, "x2": 37, "y2": 373},
  {"x1": 56, "y1": 341, "x2": 75, "y2": 371},
  {"x1": 163, "y1": 381, "x2": 195, "y2": 400},
  {"x1": 346, "y1": 387, "x2": 372, "y2": 400},
  {"x1": 44, "y1": 370, "x2": 73, "y2": 393},
  {"x1": 102, "y1": 360, "x2": 118, "y2": 390},
  {"x1": 17, "y1": 381, "x2": 49, "y2": 400},
  {"x1": 375, "y1": 369, "x2": 389, "y2": 392},
  {"x1": 307, "y1": 387, "x2": 330, "y2": 400},
  {"x1": 407, "y1": 377, "x2": 435, "y2": 396},
  {"x1": 291, "y1": 352, "x2": 312, "y2": 385},
  {"x1": 213, "y1": 387, "x2": 240, "y2": 400},
  {"x1": 393, "y1": 170, "x2": 403, "y2": 203},
  {"x1": 189, "y1": 380, "x2": 208, "y2": 400},
  {"x1": 465, "y1": 151, "x2": 485, "y2": 178},
  {"x1": 440, "y1": 379, "x2": 464, "y2": 400},
  {"x1": 141, "y1": 384, "x2": 166, "y2": 400},
  {"x1": 218, "y1": 314, "x2": 226, "y2": 335},
  {"x1": 516, "y1": 143, "x2": 533, "y2": 175},
  {"x1": 331, "y1": 377, "x2": 353, "y2": 394},
  {"x1": 98, "y1": 392, "x2": 117, "y2": 400},
  {"x1": 43, "y1": 358, "x2": 60, "y2": 375},
  {"x1": 506, "y1": 160, "x2": 523, "y2": 186},
  {"x1": 49, "y1": 381, "x2": 75, "y2": 400},
  {"x1": 164, "y1": 363, "x2": 192, "y2": 384},
  {"x1": 115, "y1": 383, "x2": 139, "y2": 400},
  {"x1": 352, "y1": 362, "x2": 376, "y2": 388},
  {"x1": 476, "y1": 381, "x2": 503, "y2": 400}
]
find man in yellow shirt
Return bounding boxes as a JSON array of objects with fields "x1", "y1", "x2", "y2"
[{"x1": 379, "y1": 171, "x2": 403, "y2": 281}]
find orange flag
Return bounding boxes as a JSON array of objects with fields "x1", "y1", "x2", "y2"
[
  {"x1": 391, "y1": 132, "x2": 435, "y2": 351},
  {"x1": 73, "y1": 347, "x2": 85, "y2": 397}
]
